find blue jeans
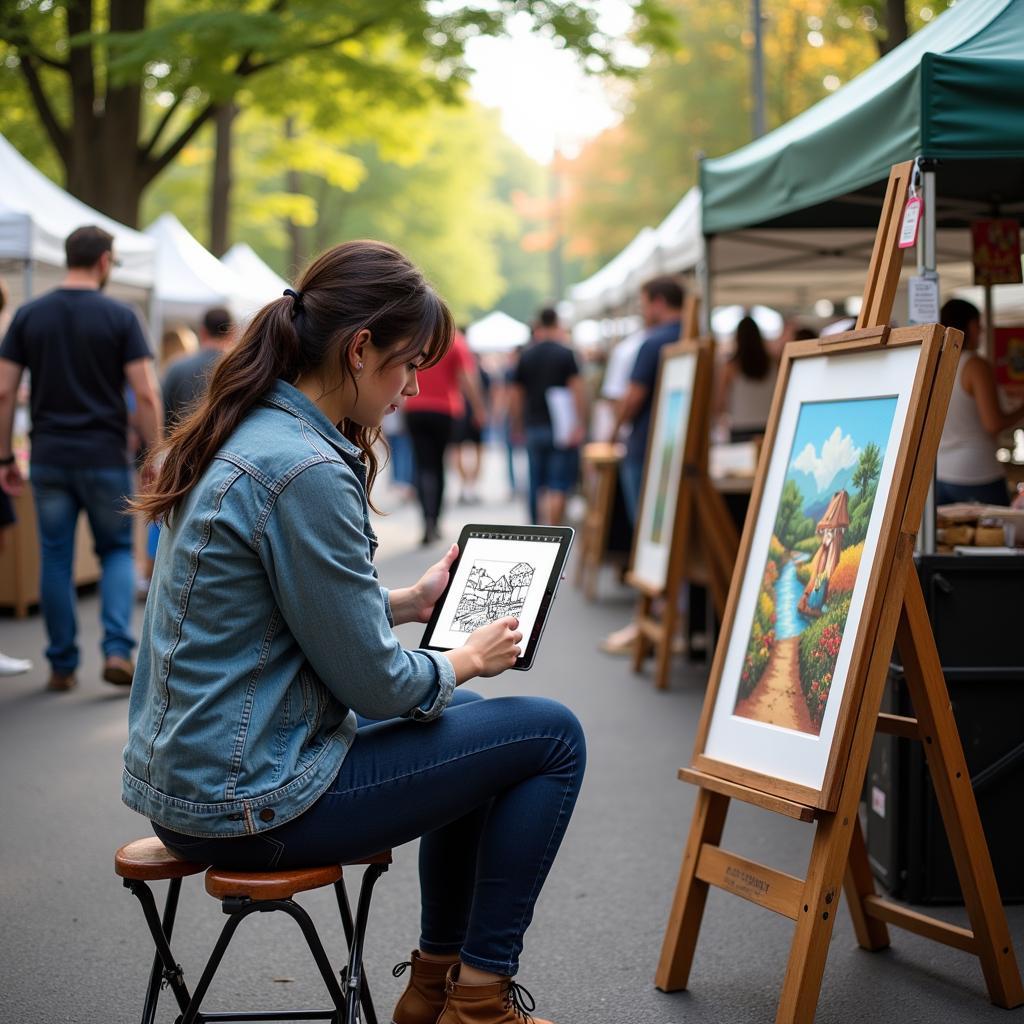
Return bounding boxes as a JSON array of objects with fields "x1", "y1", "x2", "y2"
[
  {"x1": 31, "y1": 464, "x2": 136, "y2": 672},
  {"x1": 154, "y1": 690, "x2": 585, "y2": 976},
  {"x1": 524, "y1": 426, "x2": 580, "y2": 524},
  {"x1": 619, "y1": 456, "x2": 644, "y2": 529},
  {"x1": 934, "y1": 477, "x2": 1009, "y2": 507}
]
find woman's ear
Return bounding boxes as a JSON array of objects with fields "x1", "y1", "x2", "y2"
[{"x1": 349, "y1": 328, "x2": 372, "y2": 375}]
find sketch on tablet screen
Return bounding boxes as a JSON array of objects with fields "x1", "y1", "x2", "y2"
[{"x1": 453, "y1": 560, "x2": 535, "y2": 632}]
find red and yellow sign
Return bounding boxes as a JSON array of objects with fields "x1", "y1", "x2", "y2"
[
  {"x1": 971, "y1": 219, "x2": 1022, "y2": 286},
  {"x1": 994, "y1": 326, "x2": 1024, "y2": 392}
]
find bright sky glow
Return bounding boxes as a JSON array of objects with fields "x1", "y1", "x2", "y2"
[{"x1": 465, "y1": 4, "x2": 644, "y2": 164}]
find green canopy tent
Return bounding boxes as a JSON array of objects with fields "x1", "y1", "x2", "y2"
[{"x1": 699, "y1": 0, "x2": 1024, "y2": 315}]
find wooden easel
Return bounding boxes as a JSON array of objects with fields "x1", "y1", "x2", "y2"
[
  {"x1": 654, "y1": 162, "x2": 1024, "y2": 1021},
  {"x1": 628, "y1": 297, "x2": 739, "y2": 690}
]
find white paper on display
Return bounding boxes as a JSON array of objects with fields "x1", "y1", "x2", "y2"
[
  {"x1": 545, "y1": 387, "x2": 578, "y2": 449},
  {"x1": 908, "y1": 273, "x2": 940, "y2": 325},
  {"x1": 631, "y1": 351, "x2": 697, "y2": 591},
  {"x1": 427, "y1": 533, "x2": 564, "y2": 651},
  {"x1": 702, "y1": 345, "x2": 922, "y2": 792}
]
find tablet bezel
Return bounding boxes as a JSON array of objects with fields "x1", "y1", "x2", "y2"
[{"x1": 419, "y1": 524, "x2": 574, "y2": 670}]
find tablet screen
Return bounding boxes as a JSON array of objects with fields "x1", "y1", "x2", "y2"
[{"x1": 421, "y1": 525, "x2": 573, "y2": 669}]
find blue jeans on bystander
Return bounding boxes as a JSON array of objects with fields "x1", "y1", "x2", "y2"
[
  {"x1": 155, "y1": 689, "x2": 585, "y2": 977},
  {"x1": 31, "y1": 463, "x2": 136, "y2": 673}
]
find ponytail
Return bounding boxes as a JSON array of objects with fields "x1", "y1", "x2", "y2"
[{"x1": 133, "y1": 240, "x2": 453, "y2": 523}]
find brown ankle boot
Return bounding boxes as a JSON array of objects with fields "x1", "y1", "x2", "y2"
[
  {"x1": 391, "y1": 950, "x2": 458, "y2": 1024},
  {"x1": 437, "y1": 965, "x2": 553, "y2": 1024}
]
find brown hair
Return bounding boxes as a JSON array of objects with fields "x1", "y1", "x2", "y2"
[
  {"x1": 136, "y1": 240, "x2": 453, "y2": 523},
  {"x1": 640, "y1": 275, "x2": 685, "y2": 310},
  {"x1": 66, "y1": 225, "x2": 114, "y2": 268},
  {"x1": 731, "y1": 315, "x2": 770, "y2": 380}
]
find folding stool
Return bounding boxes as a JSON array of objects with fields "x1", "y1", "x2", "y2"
[{"x1": 116, "y1": 836, "x2": 391, "y2": 1024}]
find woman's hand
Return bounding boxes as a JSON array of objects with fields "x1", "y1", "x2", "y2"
[
  {"x1": 387, "y1": 544, "x2": 459, "y2": 626},
  {"x1": 464, "y1": 617, "x2": 524, "y2": 678},
  {"x1": 446, "y1": 617, "x2": 523, "y2": 682}
]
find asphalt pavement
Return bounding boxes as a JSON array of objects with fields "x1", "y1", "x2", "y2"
[{"x1": 1, "y1": 446, "x2": 1021, "y2": 1023}]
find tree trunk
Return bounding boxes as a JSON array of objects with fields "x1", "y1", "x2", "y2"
[
  {"x1": 210, "y1": 102, "x2": 238, "y2": 256},
  {"x1": 879, "y1": 0, "x2": 909, "y2": 56},
  {"x1": 61, "y1": 0, "x2": 148, "y2": 227},
  {"x1": 284, "y1": 117, "x2": 306, "y2": 274}
]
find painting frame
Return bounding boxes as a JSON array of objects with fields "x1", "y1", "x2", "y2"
[
  {"x1": 627, "y1": 338, "x2": 713, "y2": 595},
  {"x1": 691, "y1": 324, "x2": 947, "y2": 811}
]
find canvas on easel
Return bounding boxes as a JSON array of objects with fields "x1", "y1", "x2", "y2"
[
  {"x1": 654, "y1": 162, "x2": 1023, "y2": 1022},
  {"x1": 624, "y1": 297, "x2": 740, "y2": 690}
]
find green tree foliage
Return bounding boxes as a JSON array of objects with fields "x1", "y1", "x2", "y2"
[
  {"x1": 0, "y1": 0, "x2": 670, "y2": 227},
  {"x1": 564, "y1": 0, "x2": 950, "y2": 270},
  {"x1": 143, "y1": 100, "x2": 544, "y2": 322},
  {"x1": 832, "y1": 0, "x2": 952, "y2": 56},
  {"x1": 774, "y1": 478, "x2": 815, "y2": 552},
  {"x1": 844, "y1": 441, "x2": 883, "y2": 545},
  {"x1": 851, "y1": 441, "x2": 882, "y2": 499}
]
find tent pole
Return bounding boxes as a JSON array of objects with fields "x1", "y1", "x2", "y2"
[
  {"x1": 697, "y1": 240, "x2": 712, "y2": 336},
  {"x1": 919, "y1": 167, "x2": 937, "y2": 555},
  {"x1": 23, "y1": 258, "x2": 34, "y2": 301},
  {"x1": 983, "y1": 281, "x2": 994, "y2": 359}
]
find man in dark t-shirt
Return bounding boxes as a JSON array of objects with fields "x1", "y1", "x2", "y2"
[
  {"x1": 0, "y1": 225, "x2": 161, "y2": 692},
  {"x1": 162, "y1": 306, "x2": 236, "y2": 427},
  {"x1": 512, "y1": 307, "x2": 585, "y2": 525},
  {"x1": 609, "y1": 276, "x2": 684, "y2": 526}
]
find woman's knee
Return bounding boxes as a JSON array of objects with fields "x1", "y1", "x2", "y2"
[{"x1": 512, "y1": 696, "x2": 586, "y2": 768}]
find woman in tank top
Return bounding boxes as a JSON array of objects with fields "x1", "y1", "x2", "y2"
[
  {"x1": 936, "y1": 299, "x2": 1024, "y2": 506},
  {"x1": 714, "y1": 315, "x2": 778, "y2": 442}
]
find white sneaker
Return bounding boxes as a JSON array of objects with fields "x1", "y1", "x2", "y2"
[{"x1": 0, "y1": 651, "x2": 32, "y2": 676}]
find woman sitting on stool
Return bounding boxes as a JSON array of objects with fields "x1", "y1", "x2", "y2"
[{"x1": 124, "y1": 240, "x2": 585, "y2": 1024}]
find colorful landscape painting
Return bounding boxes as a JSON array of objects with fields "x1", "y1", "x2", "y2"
[
  {"x1": 732, "y1": 397, "x2": 898, "y2": 736},
  {"x1": 649, "y1": 388, "x2": 686, "y2": 544}
]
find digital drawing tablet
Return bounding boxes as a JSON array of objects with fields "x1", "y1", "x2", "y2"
[{"x1": 420, "y1": 524, "x2": 574, "y2": 670}]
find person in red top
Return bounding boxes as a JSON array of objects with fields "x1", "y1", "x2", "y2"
[{"x1": 405, "y1": 331, "x2": 486, "y2": 544}]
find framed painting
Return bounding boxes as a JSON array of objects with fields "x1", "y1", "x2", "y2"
[
  {"x1": 629, "y1": 339, "x2": 711, "y2": 593},
  {"x1": 692, "y1": 325, "x2": 947, "y2": 809}
]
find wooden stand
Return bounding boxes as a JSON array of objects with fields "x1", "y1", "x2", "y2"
[
  {"x1": 655, "y1": 163, "x2": 1024, "y2": 1020},
  {"x1": 576, "y1": 441, "x2": 626, "y2": 599}
]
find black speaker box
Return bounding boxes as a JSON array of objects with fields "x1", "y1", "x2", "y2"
[{"x1": 866, "y1": 554, "x2": 1024, "y2": 903}]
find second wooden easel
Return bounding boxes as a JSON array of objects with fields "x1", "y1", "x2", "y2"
[
  {"x1": 654, "y1": 162, "x2": 1024, "y2": 1021},
  {"x1": 629, "y1": 298, "x2": 739, "y2": 690}
]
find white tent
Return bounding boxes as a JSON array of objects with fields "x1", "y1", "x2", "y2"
[
  {"x1": 0, "y1": 131, "x2": 155, "y2": 305},
  {"x1": 222, "y1": 242, "x2": 291, "y2": 303},
  {"x1": 465, "y1": 311, "x2": 530, "y2": 353},
  {"x1": 568, "y1": 189, "x2": 705, "y2": 320},
  {"x1": 145, "y1": 213, "x2": 267, "y2": 328}
]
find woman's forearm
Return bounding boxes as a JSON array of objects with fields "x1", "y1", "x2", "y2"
[{"x1": 387, "y1": 586, "x2": 421, "y2": 626}]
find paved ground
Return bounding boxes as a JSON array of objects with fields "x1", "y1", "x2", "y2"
[{"x1": 1, "y1": 446, "x2": 1022, "y2": 1023}]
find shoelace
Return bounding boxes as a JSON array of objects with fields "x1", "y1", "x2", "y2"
[
  {"x1": 504, "y1": 980, "x2": 537, "y2": 1022},
  {"x1": 392, "y1": 961, "x2": 412, "y2": 979}
]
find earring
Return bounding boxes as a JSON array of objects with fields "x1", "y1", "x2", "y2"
[{"x1": 355, "y1": 361, "x2": 363, "y2": 379}]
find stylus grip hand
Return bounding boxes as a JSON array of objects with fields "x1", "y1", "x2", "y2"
[{"x1": 465, "y1": 617, "x2": 523, "y2": 676}]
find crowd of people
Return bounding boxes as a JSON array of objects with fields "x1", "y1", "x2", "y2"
[{"x1": 4, "y1": 227, "x2": 1023, "y2": 691}]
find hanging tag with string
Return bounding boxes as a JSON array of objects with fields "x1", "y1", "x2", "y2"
[{"x1": 899, "y1": 159, "x2": 923, "y2": 249}]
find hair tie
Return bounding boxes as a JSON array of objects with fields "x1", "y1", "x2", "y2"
[{"x1": 283, "y1": 287, "x2": 304, "y2": 317}]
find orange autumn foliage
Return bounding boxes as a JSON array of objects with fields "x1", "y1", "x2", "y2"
[{"x1": 828, "y1": 542, "x2": 864, "y2": 595}]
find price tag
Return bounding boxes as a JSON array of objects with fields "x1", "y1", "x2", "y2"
[
  {"x1": 908, "y1": 273, "x2": 940, "y2": 325},
  {"x1": 899, "y1": 196, "x2": 922, "y2": 249}
]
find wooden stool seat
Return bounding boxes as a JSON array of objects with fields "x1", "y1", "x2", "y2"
[
  {"x1": 205, "y1": 850, "x2": 392, "y2": 902},
  {"x1": 115, "y1": 837, "x2": 207, "y2": 881}
]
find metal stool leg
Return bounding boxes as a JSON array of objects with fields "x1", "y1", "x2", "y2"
[
  {"x1": 343, "y1": 865, "x2": 388, "y2": 1024},
  {"x1": 335, "y1": 878, "x2": 378, "y2": 1024},
  {"x1": 179, "y1": 902, "x2": 255, "y2": 1024},
  {"x1": 125, "y1": 878, "x2": 193, "y2": 1021}
]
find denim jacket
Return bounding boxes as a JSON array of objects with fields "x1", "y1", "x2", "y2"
[{"x1": 122, "y1": 381, "x2": 455, "y2": 837}]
